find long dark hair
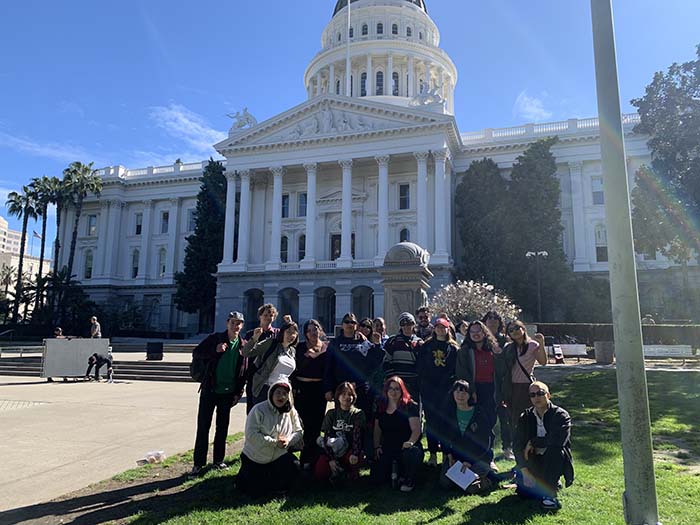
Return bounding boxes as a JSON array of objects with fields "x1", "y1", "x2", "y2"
[
  {"x1": 462, "y1": 320, "x2": 499, "y2": 352},
  {"x1": 377, "y1": 376, "x2": 412, "y2": 414},
  {"x1": 481, "y1": 311, "x2": 504, "y2": 336},
  {"x1": 276, "y1": 320, "x2": 299, "y2": 347},
  {"x1": 506, "y1": 320, "x2": 530, "y2": 356}
]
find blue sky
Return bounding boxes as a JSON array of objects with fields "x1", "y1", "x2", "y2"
[{"x1": 1, "y1": 0, "x2": 699, "y2": 255}]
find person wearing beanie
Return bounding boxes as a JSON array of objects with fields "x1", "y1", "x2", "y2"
[{"x1": 383, "y1": 312, "x2": 423, "y2": 401}]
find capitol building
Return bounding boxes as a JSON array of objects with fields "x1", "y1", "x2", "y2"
[{"x1": 62, "y1": 0, "x2": 666, "y2": 334}]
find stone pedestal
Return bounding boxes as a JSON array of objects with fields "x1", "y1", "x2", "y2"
[{"x1": 379, "y1": 242, "x2": 433, "y2": 335}]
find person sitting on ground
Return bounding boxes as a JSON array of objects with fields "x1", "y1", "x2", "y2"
[
  {"x1": 513, "y1": 381, "x2": 574, "y2": 511},
  {"x1": 237, "y1": 380, "x2": 304, "y2": 498},
  {"x1": 189, "y1": 311, "x2": 248, "y2": 476},
  {"x1": 314, "y1": 382, "x2": 366, "y2": 483},
  {"x1": 371, "y1": 376, "x2": 424, "y2": 492},
  {"x1": 85, "y1": 352, "x2": 113, "y2": 382},
  {"x1": 439, "y1": 380, "x2": 502, "y2": 493}
]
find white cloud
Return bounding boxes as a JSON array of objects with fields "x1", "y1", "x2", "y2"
[
  {"x1": 58, "y1": 100, "x2": 86, "y2": 118},
  {"x1": 0, "y1": 131, "x2": 103, "y2": 164},
  {"x1": 513, "y1": 90, "x2": 553, "y2": 122},
  {"x1": 149, "y1": 104, "x2": 226, "y2": 154}
]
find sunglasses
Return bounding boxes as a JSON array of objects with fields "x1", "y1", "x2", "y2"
[
  {"x1": 508, "y1": 326, "x2": 523, "y2": 333},
  {"x1": 343, "y1": 320, "x2": 357, "y2": 325},
  {"x1": 453, "y1": 386, "x2": 470, "y2": 393},
  {"x1": 529, "y1": 390, "x2": 548, "y2": 398}
]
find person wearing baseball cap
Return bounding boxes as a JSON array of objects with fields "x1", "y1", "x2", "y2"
[{"x1": 189, "y1": 311, "x2": 248, "y2": 477}]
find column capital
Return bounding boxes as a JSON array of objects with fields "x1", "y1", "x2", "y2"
[
  {"x1": 270, "y1": 166, "x2": 285, "y2": 177},
  {"x1": 169, "y1": 197, "x2": 181, "y2": 206},
  {"x1": 303, "y1": 162, "x2": 318, "y2": 173},
  {"x1": 239, "y1": 169, "x2": 252, "y2": 179},
  {"x1": 142, "y1": 199, "x2": 153, "y2": 207},
  {"x1": 100, "y1": 200, "x2": 110, "y2": 210},
  {"x1": 375, "y1": 155, "x2": 390, "y2": 167},
  {"x1": 107, "y1": 199, "x2": 122, "y2": 207},
  {"x1": 569, "y1": 161, "x2": 584, "y2": 173},
  {"x1": 414, "y1": 151, "x2": 430, "y2": 162},
  {"x1": 339, "y1": 159, "x2": 353, "y2": 169},
  {"x1": 225, "y1": 171, "x2": 237, "y2": 183},
  {"x1": 432, "y1": 149, "x2": 449, "y2": 162}
]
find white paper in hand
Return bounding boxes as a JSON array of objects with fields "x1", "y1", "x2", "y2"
[{"x1": 445, "y1": 461, "x2": 479, "y2": 490}]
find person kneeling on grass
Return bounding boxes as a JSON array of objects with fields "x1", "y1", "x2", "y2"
[
  {"x1": 439, "y1": 380, "x2": 503, "y2": 493},
  {"x1": 237, "y1": 380, "x2": 304, "y2": 498},
  {"x1": 371, "y1": 376, "x2": 423, "y2": 492},
  {"x1": 314, "y1": 382, "x2": 366, "y2": 483},
  {"x1": 513, "y1": 381, "x2": 574, "y2": 511}
]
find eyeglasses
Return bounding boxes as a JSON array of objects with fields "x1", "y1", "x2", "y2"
[
  {"x1": 343, "y1": 320, "x2": 357, "y2": 325},
  {"x1": 529, "y1": 390, "x2": 548, "y2": 398},
  {"x1": 453, "y1": 386, "x2": 469, "y2": 393}
]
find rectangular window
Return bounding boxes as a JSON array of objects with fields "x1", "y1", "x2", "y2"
[
  {"x1": 298, "y1": 192, "x2": 307, "y2": 217},
  {"x1": 592, "y1": 177, "x2": 605, "y2": 205},
  {"x1": 282, "y1": 194, "x2": 290, "y2": 218},
  {"x1": 187, "y1": 209, "x2": 196, "y2": 232},
  {"x1": 135, "y1": 213, "x2": 143, "y2": 236},
  {"x1": 399, "y1": 184, "x2": 410, "y2": 210},
  {"x1": 87, "y1": 215, "x2": 97, "y2": 236},
  {"x1": 596, "y1": 246, "x2": 608, "y2": 263},
  {"x1": 330, "y1": 234, "x2": 355, "y2": 260},
  {"x1": 161, "y1": 211, "x2": 169, "y2": 234}
]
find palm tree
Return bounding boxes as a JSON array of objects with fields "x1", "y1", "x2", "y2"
[
  {"x1": 6, "y1": 187, "x2": 37, "y2": 322},
  {"x1": 45, "y1": 175, "x2": 69, "y2": 273},
  {"x1": 0, "y1": 264, "x2": 15, "y2": 299},
  {"x1": 63, "y1": 162, "x2": 102, "y2": 281},
  {"x1": 28, "y1": 175, "x2": 60, "y2": 311}
]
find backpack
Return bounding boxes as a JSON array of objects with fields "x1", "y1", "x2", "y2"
[{"x1": 190, "y1": 356, "x2": 210, "y2": 383}]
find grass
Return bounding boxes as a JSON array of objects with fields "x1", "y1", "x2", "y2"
[{"x1": 116, "y1": 371, "x2": 699, "y2": 525}]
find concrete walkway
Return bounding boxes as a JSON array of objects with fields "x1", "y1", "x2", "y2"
[{"x1": 0, "y1": 374, "x2": 247, "y2": 513}]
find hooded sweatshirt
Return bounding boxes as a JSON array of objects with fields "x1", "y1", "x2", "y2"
[{"x1": 242, "y1": 380, "x2": 304, "y2": 464}]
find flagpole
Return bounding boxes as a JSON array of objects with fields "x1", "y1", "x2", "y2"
[{"x1": 345, "y1": 0, "x2": 352, "y2": 97}]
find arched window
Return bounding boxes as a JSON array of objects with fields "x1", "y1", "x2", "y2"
[
  {"x1": 406, "y1": 27, "x2": 412, "y2": 37},
  {"x1": 595, "y1": 224, "x2": 608, "y2": 262},
  {"x1": 376, "y1": 71, "x2": 384, "y2": 95},
  {"x1": 349, "y1": 26, "x2": 354, "y2": 38},
  {"x1": 392, "y1": 23, "x2": 398, "y2": 35},
  {"x1": 337, "y1": 33, "x2": 342, "y2": 42},
  {"x1": 360, "y1": 72, "x2": 367, "y2": 96},
  {"x1": 392, "y1": 72, "x2": 399, "y2": 96},
  {"x1": 298, "y1": 235, "x2": 306, "y2": 261},
  {"x1": 336, "y1": 79, "x2": 341, "y2": 95},
  {"x1": 400, "y1": 228, "x2": 410, "y2": 242},
  {"x1": 281, "y1": 236, "x2": 289, "y2": 263},
  {"x1": 158, "y1": 247, "x2": 167, "y2": 277},
  {"x1": 362, "y1": 24, "x2": 368, "y2": 36},
  {"x1": 83, "y1": 250, "x2": 93, "y2": 279},
  {"x1": 419, "y1": 31, "x2": 423, "y2": 40},
  {"x1": 350, "y1": 75, "x2": 354, "y2": 96},
  {"x1": 131, "y1": 249, "x2": 140, "y2": 278},
  {"x1": 377, "y1": 23, "x2": 383, "y2": 35}
]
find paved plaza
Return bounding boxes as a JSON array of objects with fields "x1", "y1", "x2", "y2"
[{"x1": 0, "y1": 356, "x2": 247, "y2": 513}]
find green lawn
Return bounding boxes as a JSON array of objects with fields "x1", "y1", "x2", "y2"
[{"x1": 122, "y1": 371, "x2": 700, "y2": 525}]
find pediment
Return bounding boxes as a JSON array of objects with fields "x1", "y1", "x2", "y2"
[
  {"x1": 318, "y1": 188, "x2": 367, "y2": 208},
  {"x1": 215, "y1": 95, "x2": 452, "y2": 152}
]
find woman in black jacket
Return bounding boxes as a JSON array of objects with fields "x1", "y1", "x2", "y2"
[{"x1": 439, "y1": 380, "x2": 500, "y2": 492}]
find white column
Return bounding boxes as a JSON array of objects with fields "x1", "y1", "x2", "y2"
[
  {"x1": 139, "y1": 200, "x2": 153, "y2": 279},
  {"x1": 408, "y1": 56, "x2": 415, "y2": 97},
  {"x1": 338, "y1": 159, "x2": 353, "y2": 268},
  {"x1": 387, "y1": 54, "x2": 394, "y2": 95},
  {"x1": 301, "y1": 163, "x2": 317, "y2": 269},
  {"x1": 432, "y1": 150, "x2": 449, "y2": 263},
  {"x1": 267, "y1": 166, "x2": 284, "y2": 270},
  {"x1": 222, "y1": 171, "x2": 237, "y2": 265},
  {"x1": 415, "y1": 151, "x2": 430, "y2": 249},
  {"x1": 166, "y1": 197, "x2": 180, "y2": 277},
  {"x1": 235, "y1": 170, "x2": 252, "y2": 269},
  {"x1": 329, "y1": 64, "x2": 335, "y2": 95},
  {"x1": 375, "y1": 155, "x2": 389, "y2": 264},
  {"x1": 424, "y1": 60, "x2": 432, "y2": 89},
  {"x1": 366, "y1": 54, "x2": 373, "y2": 96},
  {"x1": 95, "y1": 201, "x2": 110, "y2": 277},
  {"x1": 103, "y1": 201, "x2": 122, "y2": 279},
  {"x1": 569, "y1": 161, "x2": 589, "y2": 271}
]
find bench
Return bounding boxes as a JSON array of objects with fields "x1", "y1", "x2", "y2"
[
  {"x1": 0, "y1": 346, "x2": 45, "y2": 359},
  {"x1": 643, "y1": 345, "x2": 696, "y2": 364}
]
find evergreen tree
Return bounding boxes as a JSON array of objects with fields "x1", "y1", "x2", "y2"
[
  {"x1": 174, "y1": 159, "x2": 226, "y2": 331},
  {"x1": 454, "y1": 158, "x2": 509, "y2": 285}
]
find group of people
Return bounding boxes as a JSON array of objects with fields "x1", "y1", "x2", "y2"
[{"x1": 190, "y1": 304, "x2": 573, "y2": 510}]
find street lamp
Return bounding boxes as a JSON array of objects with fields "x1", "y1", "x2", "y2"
[{"x1": 525, "y1": 250, "x2": 548, "y2": 321}]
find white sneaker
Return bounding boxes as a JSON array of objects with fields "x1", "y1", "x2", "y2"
[
  {"x1": 502, "y1": 448, "x2": 515, "y2": 460},
  {"x1": 427, "y1": 454, "x2": 438, "y2": 467}
]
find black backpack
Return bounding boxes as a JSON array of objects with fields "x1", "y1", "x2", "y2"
[{"x1": 190, "y1": 355, "x2": 210, "y2": 383}]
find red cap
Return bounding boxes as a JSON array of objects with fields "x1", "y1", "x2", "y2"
[{"x1": 435, "y1": 318, "x2": 450, "y2": 328}]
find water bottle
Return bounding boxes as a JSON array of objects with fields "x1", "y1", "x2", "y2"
[{"x1": 391, "y1": 460, "x2": 399, "y2": 489}]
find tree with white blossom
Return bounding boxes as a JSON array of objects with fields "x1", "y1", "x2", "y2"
[{"x1": 429, "y1": 280, "x2": 521, "y2": 324}]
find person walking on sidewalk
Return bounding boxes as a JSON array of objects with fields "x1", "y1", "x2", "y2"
[{"x1": 190, "y1": 311, "x2": 248, "y2": 476}]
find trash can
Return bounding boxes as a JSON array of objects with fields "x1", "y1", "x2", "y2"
[
  {"x1": 594, "y1": 341, "x2": 614, "y2": 365},
  {"x1": 146, "y1": 342, "x2": 163, "y2": 361}
]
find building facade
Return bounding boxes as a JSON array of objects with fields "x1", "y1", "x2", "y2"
[{"x1": 63, "y1": 0, "x2": 684, "y2": 334}]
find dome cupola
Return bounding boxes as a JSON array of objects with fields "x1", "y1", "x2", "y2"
[{"x1": 305, "y1": 0, "x2": 457, "y2": 114}]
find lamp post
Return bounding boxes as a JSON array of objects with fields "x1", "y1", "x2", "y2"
[{"x1": 525, "y1": 250, "x2": 548, "y2": 321}]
